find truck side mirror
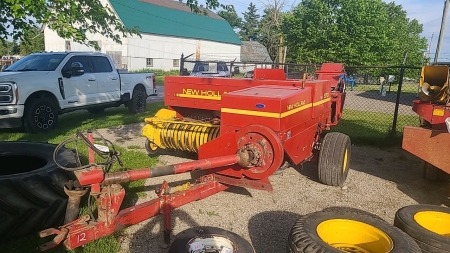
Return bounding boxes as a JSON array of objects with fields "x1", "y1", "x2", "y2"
[{"x1": 71, "y1": 62, "x2": 84, "y2": 76}]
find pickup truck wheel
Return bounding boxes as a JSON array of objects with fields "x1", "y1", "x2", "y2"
[
  {"x1": 128, "y1": 88, "x2": 147, "y2": 114},
  {"x1": 0, "y1": 141, "x2": 76, "y2": 242},
  {"x1": 87, "y1": 107, "x2": 105, "y2": 114},
  {"x1": 23, "y1": 98, "x2": 59, "y2": 133}
]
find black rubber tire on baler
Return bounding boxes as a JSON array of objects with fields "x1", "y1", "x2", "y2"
[
  {"x1": 169, "y1": 226, "x2": 255, "y2": 253},
  {"x1": 394, "y1": 204, "x2": 450, "y2": 253},
  {"x1": 287, "y1": 208, "x2": 421, "y2": 253},
  {"x1": 0, "y1": 141, "x2": 76, "y2": 242},
  {"x1": 318, "y1": 132, "x2": 351, "y2": 187}
]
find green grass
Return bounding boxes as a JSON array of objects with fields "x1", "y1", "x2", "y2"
[
  {"x1": 1, "y1": 103, "x2": 165, "y2": 253},
  {"x1": 331, "y1": 109, "x2": 419, "y2": 146},
  {"x1": 0, "y1": 102, "x2": 164, "y2": 142}
]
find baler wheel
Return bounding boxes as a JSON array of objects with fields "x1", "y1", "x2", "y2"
[
  {"x1": 169, "y1": 226, "x2": 255, "y2": 253},
  {"x1": 145, "y1": 139, "x2": 160, "y2": 156},
  {"x1": 0, "y1": 141, "x2": 76, "y2": 242},
  {"x1": 394, "y1": 204, "x2": 450, "y2": 253},
  {"x1": 287, "y1": 208, "x2": 421, "y2": 253},
  {"x1": 318, "y1": 132, "x2": 351, "y2": 187}
]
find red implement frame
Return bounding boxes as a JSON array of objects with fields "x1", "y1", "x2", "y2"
[
  {"x1": 39, "y1": 131, "x2": 275, "y2": 251},
  {"x1": 403, "y1": 126, "x2": 450, "y2": 174}
]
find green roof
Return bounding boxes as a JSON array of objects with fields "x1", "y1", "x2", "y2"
[{"x1": 109, "y1": 0, "x2": 242, "y2": 45}]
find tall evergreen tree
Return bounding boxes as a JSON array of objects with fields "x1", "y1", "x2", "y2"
[{"x1": 239, "y1": 2, "x2": 260, "y2": 41}]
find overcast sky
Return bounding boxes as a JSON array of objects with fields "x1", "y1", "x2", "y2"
[{"x1": 201, "y1": 0, "x2": 450, "y2": 62}]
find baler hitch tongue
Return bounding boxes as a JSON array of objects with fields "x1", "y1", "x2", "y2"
[
  {"x1": 38, "y1": 215, "x2": 90, "y2": 251},
  {"x1": 38, "y1": 227, "x2": 68, "y2": 251}
]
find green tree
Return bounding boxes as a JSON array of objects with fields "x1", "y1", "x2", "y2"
[
  {"x1": 0, "y1": 0, "x2": 141, "y2": 49},
  {"x1": 0, "y1": 0, "x2": 233, "y2": 48},
  {"x1": 19, "y1": 26, "x2": 45, "y2": 55},
  {"x1": 259, "y1": 8, "x2": 280, "y2": 61},
  {"x1": 239, "y1": 3, "x2": 261, "y2": 41},
  {"x1": 282, "y1": 0, "x2": 427, "y2": 66},
  {"x1": 217, "y1": 6, "x2": 242, "y2": 30},
  {"x1": 0, "y1": 40, "x2": 19, "y2": 56}
]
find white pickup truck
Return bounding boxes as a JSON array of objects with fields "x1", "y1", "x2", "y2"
[{"x1": 0, "y1": 52, "x2": 157, "y2": 133}]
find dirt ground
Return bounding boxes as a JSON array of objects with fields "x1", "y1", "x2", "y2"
[{"x1": 96, "y1": 123, "x2": 449, "y2": 253}]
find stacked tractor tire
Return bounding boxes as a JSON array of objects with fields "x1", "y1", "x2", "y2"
[
  {"x1": 287, "y1": 205, "x2": 450, "y2": 253},
  {"x1": 0, "y1": 141, "x2": 76, "y2": 242}
]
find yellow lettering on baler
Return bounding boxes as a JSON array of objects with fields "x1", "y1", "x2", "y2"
[
  {"x1": 178, "y1": 88, "x2": 222, "y2": 100},
  {"x1": 287, "y1": 100, "x2": 307, "y2": 111}
]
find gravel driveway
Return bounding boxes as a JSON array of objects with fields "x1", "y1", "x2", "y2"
[{"x1": 96, "y1": 123, "x2": 449, "y2": 253}]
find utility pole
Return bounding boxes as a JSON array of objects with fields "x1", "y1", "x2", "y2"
[
  {"x1": 428, "y1": 33, "x2": 434, "y2": 59},
  {"x1": 434, "y1": 0, "x2": 449, "y2": 63}
]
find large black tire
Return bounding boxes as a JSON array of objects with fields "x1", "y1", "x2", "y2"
[
  {"x1": 318, "y1": 132, "x2": 351, "y2": 186},
  {"x1": 128, "y1": 87, "x2": 147, "y2": 114},
  {"x1": 0, "y1": 141, "x2": 76, "y2": 242},
  {"x1": 87, "y1": 106, "x2": 105, "y2": 114},
  {"x1": 23, "y1": 97, "x2": 59, "y2": 133},
  {"x1": 422, "y1": 161, "x2": 449, "y2": 182},
  {"x1": 288, "y1": 208, "x2": 421, "y2": 253},
  {"x1": 394, "y1": 204, "x2": 450, "y2": 253},
  {"x1": 169, "y1": 226, "x2": 255, "y2": 253}
]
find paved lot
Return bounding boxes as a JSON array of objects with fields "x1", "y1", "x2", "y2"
[{"x1": 344, "y1": 89, "x2": 417, "y2": 116}]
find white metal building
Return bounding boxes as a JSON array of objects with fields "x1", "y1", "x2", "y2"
[{"x1": 44, "y1": 0, "x2": 242, "y2": 71}]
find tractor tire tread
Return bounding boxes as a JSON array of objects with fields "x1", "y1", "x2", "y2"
[
  {"x1": 318, "y1": 132, "x2": 351, "y2": 187},
  {"x1": 288, "y1": 208, "x2": 421, "y2": 253},
  {"x1": 0, "y1": 141, "x2": 76, "y2": 242},
  {"x1": 394, "y1": 204, "x2": 450, "y2": 253}
]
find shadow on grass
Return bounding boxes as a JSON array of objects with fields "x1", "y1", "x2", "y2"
[{"x1": 0, "y1": 102, "x2": 164, "y2": 143}]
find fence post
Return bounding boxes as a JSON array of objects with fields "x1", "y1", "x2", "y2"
[
  {"x1": 179, "y1": 53, "x2": 184, "y2": 76},
  {"x1": 391, "y1": 66, "x2": 405, "y2": 135}
]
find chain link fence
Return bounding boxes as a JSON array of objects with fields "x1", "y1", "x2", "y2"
[{"x1": 179, "y1": 55, "x2": 422, "y2": 145}]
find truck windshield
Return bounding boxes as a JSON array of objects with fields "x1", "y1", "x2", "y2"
[{"x1": 4, "y1": 54, "x2": 67, "y2": 72}]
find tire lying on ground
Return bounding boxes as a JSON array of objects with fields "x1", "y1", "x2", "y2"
[
  {"x1": 287, "y1": 207, "x2": 421, "y2": 253},
  {"x1": 394, "y1": 204, "x2": 450, "y2": 253},
  {"x1": 0, "y1": 141, "x2": 76, "y2": 242},
  {"x1": 169, "y1": 226, "x2": 255, "y2": 253}
]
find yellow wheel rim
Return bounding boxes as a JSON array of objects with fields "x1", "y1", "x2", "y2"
[
  {"x1": 148, "y1": 142, "x2": 158, "y2": 151},
  {"x1": 414, "y1": 211, "x2": 450, "y2": 237},
  {"x1": 317, "y1": 219, "x2": 394, "y2": 253},
  {"x1": 343, "y1": 149, "x2": 348, "y2": 173}
]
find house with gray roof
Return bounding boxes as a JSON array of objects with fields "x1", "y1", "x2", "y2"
[{"x1": 44, "y1": 0, "x2": 242, "y2": 70}]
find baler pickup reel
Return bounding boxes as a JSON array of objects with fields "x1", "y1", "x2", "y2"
[{"x1": 39, "y1": 126, "x2": 283, "y2": 251}]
